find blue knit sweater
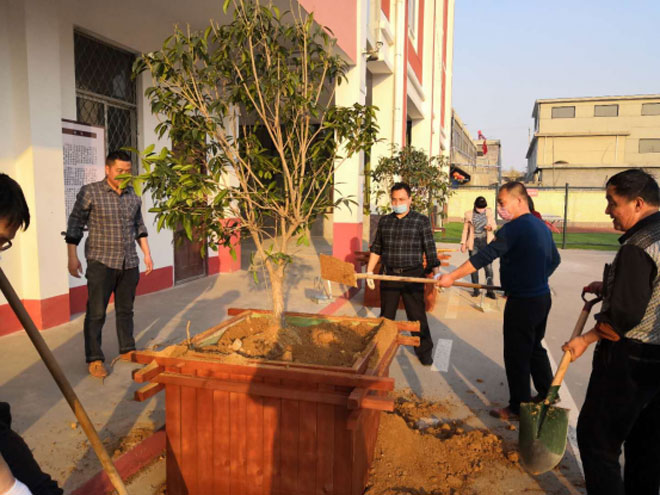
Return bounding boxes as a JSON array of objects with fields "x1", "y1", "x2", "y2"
[{"x1": 469, "y1": 213, "x2": 560, "y2": 298}]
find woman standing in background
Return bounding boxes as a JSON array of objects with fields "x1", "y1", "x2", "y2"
[{"x1": 460, "y1": 196, "x2": 497, "y2": 298}]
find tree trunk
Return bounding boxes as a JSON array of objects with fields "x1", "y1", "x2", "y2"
[{"x1": 266, "y1": 260, "x2": 286, "y2": 328}]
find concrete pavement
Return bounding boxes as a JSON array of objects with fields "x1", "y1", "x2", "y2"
[{"x1": 0, "y1": 237, "x2": 615, "y2": 493}]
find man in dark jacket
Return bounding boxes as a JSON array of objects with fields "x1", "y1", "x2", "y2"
[
  {"x1": 366, "y1": 182, "x2": 441, "y2": 366},
  {"x1": 438, "y1": 181, "x2": 561, "y2": 420},
  {"x1": 564, "y1": 169, "x2": 660, "y2": 495}
]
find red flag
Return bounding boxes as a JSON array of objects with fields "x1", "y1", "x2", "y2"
[{"x1": 478, "y1": 130, "x2": 487, "y2": 155}]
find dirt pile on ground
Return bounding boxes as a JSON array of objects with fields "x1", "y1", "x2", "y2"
[
  {"x1": 196, "y1": 315, "x2": 398, "y2": 368},
  {"x1": 366, "y1": 393, "x2": 517, "y2": 495}
]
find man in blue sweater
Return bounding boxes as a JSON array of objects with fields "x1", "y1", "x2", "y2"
[{"x1": 438, "y1": 181, "x2": 561, "y2": 420}]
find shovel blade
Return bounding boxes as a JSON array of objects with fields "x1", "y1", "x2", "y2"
[
  {"x1": 519, "y1": 401, "x2": 569, "y2": 474},
  {"x1": 319, "y1": 254, "x2": 358, "y2": 287}
]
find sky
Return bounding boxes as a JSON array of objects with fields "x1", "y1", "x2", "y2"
[{"x1": 451, "y1": 0, "x2": 660, "y2": 172}]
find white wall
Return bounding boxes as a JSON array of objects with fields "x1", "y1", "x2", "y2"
[{"x1": 0, "y1": 0, "x2": 235, "y2": 304}]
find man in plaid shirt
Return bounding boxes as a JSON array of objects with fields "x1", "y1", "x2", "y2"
[
  {"x1": 65, "y1": 151, "x2": 153, "y2": 378},
  {"x1": 367, "y1": 183, "x2": 441, "y2": 366}
]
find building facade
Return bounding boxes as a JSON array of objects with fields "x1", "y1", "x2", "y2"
[
  {"x1": 526, "y1": 94, "x2": 660, "y2": 187},
  {"x1": 0, "y1": 0, "x2": 455, "y2": 334},
  {"x1": 474, "y1": 139, "x2": 500, "y2": 186}
]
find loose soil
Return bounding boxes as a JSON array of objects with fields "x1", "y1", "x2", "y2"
[
  {"x1": 137, "y1": 391, "x2": 583, "y2": 494},
  {"x1": 192, "y1": 315, "x2": 398, "y2": 368},
  {"x1": 365, "y1": 392, "x2": 518, "y2": 495}
]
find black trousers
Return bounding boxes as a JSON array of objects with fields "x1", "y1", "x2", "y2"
[
  {"x1": 502, "y1": 293, "x2": 553, "y2": 413},
  {"x1": 0, "y1": 403, "x2": 62, "y2": 495},
  {"x1": 379, "y1": 266, "x2": 433, "y2": 359},
  {"x1": 577, "y1": 338, "x2": 660, "y2": 495},
  {"x1": 83, "y1": 260, "x2": 139, "y2": 363}
]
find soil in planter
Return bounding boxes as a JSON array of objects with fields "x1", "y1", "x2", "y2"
[
  {"x1": 194, "y1": 315, "x2": 398, "y2": 368},
  {"x1": 365, "y1": 393, "x2": 518, "y2": 495}
]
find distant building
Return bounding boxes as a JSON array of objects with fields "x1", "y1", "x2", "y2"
[
  {"x1": 475, "y1": 138, "x2": 501, "y2": 185},
  {"x1": 526, "y1": 94, "x2": 660, "y2": 187},
  {"x1": 450, "y1": 110, "x2": 500, "y2": 186}
]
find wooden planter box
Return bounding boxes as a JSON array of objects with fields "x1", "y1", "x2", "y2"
[{"x1": 129, "y1": 308, "x2": 419, "y2": 495}]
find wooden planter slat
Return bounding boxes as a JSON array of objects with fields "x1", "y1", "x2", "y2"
[
  {"x1": 165, "y1": 385, "x2": 186, "y2": 494},
  {"x1": 352, "y1": 340, "x2": 377, "y2": 374},
  {"x1": 134, "y1": 382, "x2": 164, "y2": 401},
  {"x1": 397, "y1": 335, "x2": 421, "y2": 347},
  {"x1": 153, "y1": 373, "x2": 357, "y2": 408},
  {"x1": 280, "y1": 395, "x2": 299, "y2": 494},
  {"x1": 299, "y1": 399, "x2": 317, "y2": 493},
  {"x1": 246, "y1": 390, "x2": 265, "y2": 495},
  {"x1": 230, "y1": 390, "x2": 248, "y2": 495},
  {"x1": 132, "y1": 360, "x2": 163, "y2": 383},
  {"x1": 196, "y1": 388, "x2": 214, "y2": 492},
  {"x1": 129, "y1": 351, "x2": 395, "y2": 391},
  {"x1": 132, "y1": 309, "x2": 415, "y2": 494},
  {"x1": 246, "y1": 357, "x2": 361, "y2": 374},
  {"x1": 212, "y1": 388, "x2": 231, "y2": 494},
  {"x1": 191, "y1": 312, "x2": 249, "y2": 347},
  {"x1": 180, "y1": 386, "x2": 198, "y2": 493},
  {"x1": 262, "y1": 382, "x2": 281, "y2": 494}
]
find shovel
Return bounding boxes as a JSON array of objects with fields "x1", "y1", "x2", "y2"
[
  {"x1": 319, "y1": 254, "x2": 501, "y2": 291},
  {"x1": 518, "y1": 290, "x2": 602, "y2": 475},
  {"x1": 0, "y1": 267, "x2": 129, "y2": 495}
]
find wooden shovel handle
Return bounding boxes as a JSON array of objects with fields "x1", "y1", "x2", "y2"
[
  {"x1": 0, "y1": 268, "x2": 128, "y2": 495},
  {"x1": 356, "y1": 273, "x2": 502, "y2": 291},
  {"x1": 550, "y1": 297, "x2": 600, "y2": 388}
]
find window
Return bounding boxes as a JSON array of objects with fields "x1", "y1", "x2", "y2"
[
  {"x1": 639, "y1": 139, "x2": 660, "y2": 154},
  {"x1": 642, "y1": 103, "x2": 660, "y2": 116},
  {"x1": 74, "y1": 31, "x2": 137, "y2": 166},
  {"x1": 551, "y1": 106, "x2": 575, "y2": 118},
  {"x1": 594, "y1": 104, "x2": 618, "y2": 117},
  {"x1": 408, "y1": 0, "x2": 418, "y2": 40}
]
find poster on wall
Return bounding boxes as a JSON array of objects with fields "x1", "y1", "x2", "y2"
[{"x1": 61, "y1": 119, "x2": 105, "y2": 221}]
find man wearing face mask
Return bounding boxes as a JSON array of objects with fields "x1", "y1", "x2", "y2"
[
  {"x1": 460, "y1": 196, "x2": 497, "y2": 298},
  {"x1": 366, "y1": 182, "x2": 441, "y2": 366},
  {"x1": 438, "y1": 181, "x2": 560, "y2": 419}
]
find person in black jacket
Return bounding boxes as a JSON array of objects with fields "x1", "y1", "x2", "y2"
[
  {"x1": 366, "y1": 183, "x2": 441, "y2": 366},
  {"x1": 438, "y1": 181, "x2": 561, "y2": 420},
  {"x1": 0, "y1": 174, "x2": 62, "y2": 495},
  {"x1": 563, "y1": 169, "x2": 660, "y2": 495}
]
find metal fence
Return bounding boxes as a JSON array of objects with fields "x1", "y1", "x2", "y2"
[{"x1": 441, "y1": 184, "x2": 619, "y2": 250}]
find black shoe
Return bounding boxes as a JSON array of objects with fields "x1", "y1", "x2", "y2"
[
  {"x1": 416, "y1": 353, "x2": 433, "y2": 366},
  {"x1": 486, "y1": 291, "x2": 496, "y2": 299},
  {"x1": 471, "y1": 289, "x2": 480, "y2": 297}
]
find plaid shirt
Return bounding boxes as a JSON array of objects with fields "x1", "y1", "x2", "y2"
[
  {"x1": 65, "y1": 180, "x2": 148, "y2": 270},
  {"x1": 370, "y1": 210, "x2": 440, "y2": 270}
]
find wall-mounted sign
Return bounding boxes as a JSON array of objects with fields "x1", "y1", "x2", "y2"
[{"x1": 62, "y1": 119, "x2": 105, "y2": 220}]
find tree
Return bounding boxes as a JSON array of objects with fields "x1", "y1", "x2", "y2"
[
  {"x1": 132, "y1": 0, "x2": 379, "y2": 327},
  {"x1": 370, "y1": 146, "x2": 451, "y2": 219}
]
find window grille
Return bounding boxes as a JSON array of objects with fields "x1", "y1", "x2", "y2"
[{"x1": 74, "y1": 31, "x2": 137, "y2": 167}]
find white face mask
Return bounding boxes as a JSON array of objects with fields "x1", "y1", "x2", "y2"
[
  {"x1": 497, "y1": 205, "x2": 513, "y2": 221},
  {"x1": 392, "y1": 204, "x2": 409, "y2": 215}
]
